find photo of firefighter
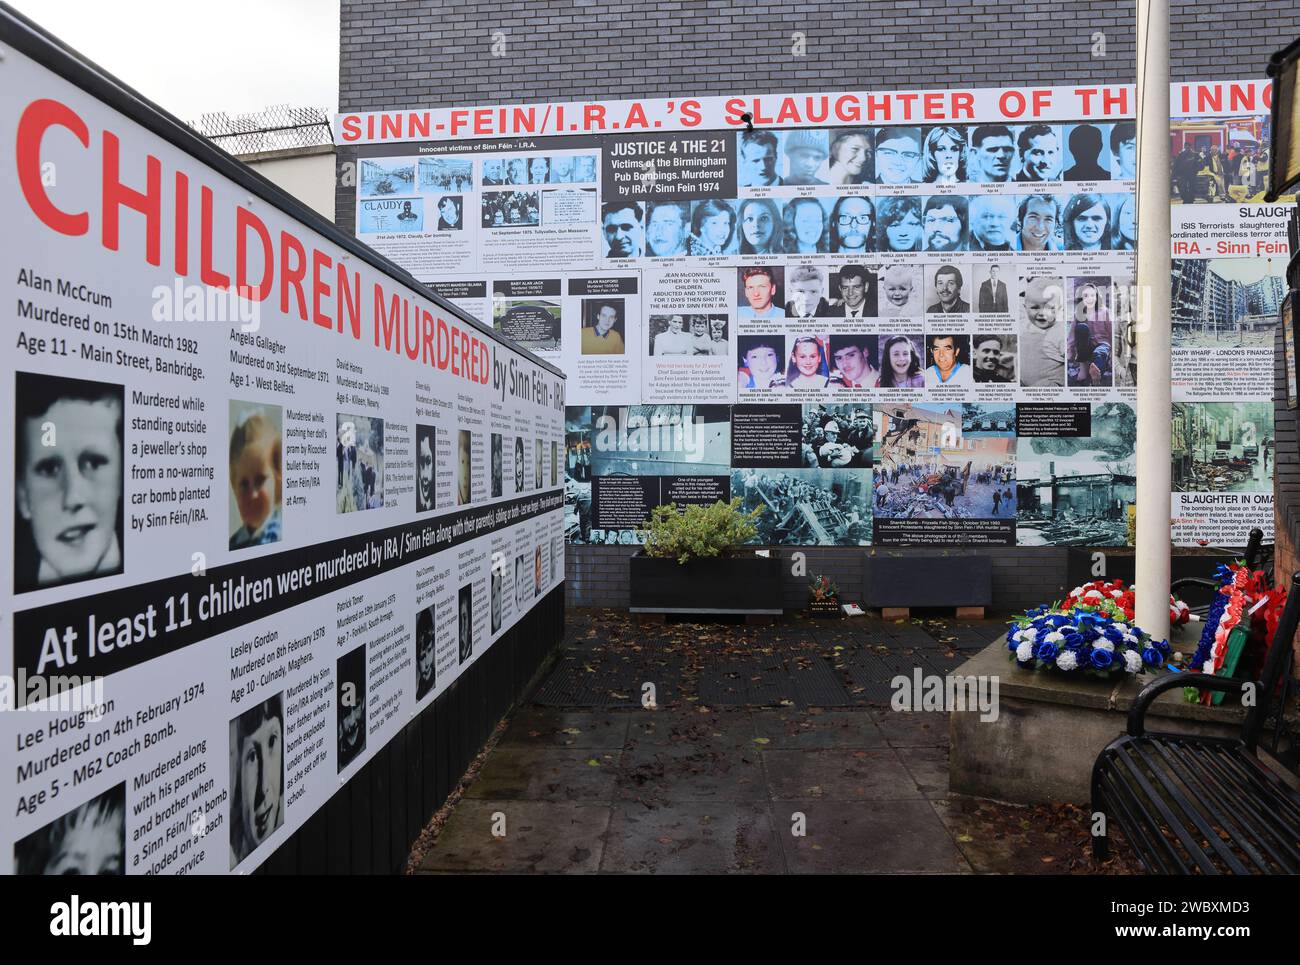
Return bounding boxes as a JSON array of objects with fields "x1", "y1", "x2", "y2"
[
  {"x1": 336, "y1": 646, "x2": 367, "y2": 772},
  {"x1": 229, "y1": 694, "x2": 285, "y2": 867},
  {"x1": 1017, "y1": 402, "x2": 1135, "y2": 546},
  {"x1": 15, "y1": 783, "x2": 125, "y2": 875},
  {"x1": 733, "y1": 466, "x2": 872, "y2": 546},
  {"x1": 14, "y1": 371, "x2": 125, "y2": 594},
  {"x1": 337, "y1": 414, "x2": 384, "y2": 513},
  {"x1": 802, "y1": 405, "x2": 874, "y2": 468},
  {"x1": 872, "y1": 404, "x2": 1016, "y2": 522}
]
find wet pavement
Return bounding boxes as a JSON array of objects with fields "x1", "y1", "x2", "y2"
[{"x1": 411, "y1": 609, "x2": 1140, "y2": 874}]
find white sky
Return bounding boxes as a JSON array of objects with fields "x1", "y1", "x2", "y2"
[{"x1": 10, "y1": 0, "x2": 339, "y2": 122}]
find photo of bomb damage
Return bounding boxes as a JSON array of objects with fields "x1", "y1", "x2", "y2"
[
  {"x1": 1172, "y1": 402, "x2": 1273, "y2": 493},
  {"x1": 872, "y1": 404, "x2": 1016, "y2": 522},
  {"x1": 564, "y1": 405, "x2": 731, "y2": 544},
  {"x1": 732, "y1": 467, "x2": 872, "y2": 545},
  {"x1": 1016, "y1": 402, "x2": 1135, "y2": 546}
]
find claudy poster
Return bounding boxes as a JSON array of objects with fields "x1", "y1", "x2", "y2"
[
  {"x1": 1, "y1": 45, "x2": 564, "y2": 874},
  {"x1": 344, "y1": 79, "x2": 1287, "y2": 551}
]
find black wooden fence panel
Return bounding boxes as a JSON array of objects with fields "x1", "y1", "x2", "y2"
[{"x1": 255, "y1": 585, "x2": 565, "y2": 874}]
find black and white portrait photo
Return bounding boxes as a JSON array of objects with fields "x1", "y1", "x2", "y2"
[
  {"x1": 829, "y1": 265, "x2": 878, "y2": 319},
  {"x1": 923, "y1": 125, "x2": 967, "y2": 183},
  {"x1": 515, "y1": 552, "x2": 529, "y2": 608},
  {"x1": 602, "y1": 200, "x2": 644, "y2": 258},
  {"x1": 416, "y1": 603, "x2": 436, "y2": 701},
  {"x1": 873, "y1": 127, "x2": 923, "y2": 184},
  {"x1": 926, "y1": 264, "x2": 972, "y2": 314},
  {"x1": 975, "y1": 264, "x2": 1012, "y2": 314},
  {"x1": 1015, "y1": 124, "x2": 1063, "y2": 182},
  {"x1": 822, "y1": 129, "x2": 873, "y2": 185},
  {"x1": 967, "y1": 124, "x2": 1017, "y2": 183},
  {"x1": 229, "y1": 695, "x2": 284, "y2": 868},
  {"x1": 645, "y1": 201, "x2": 691, "y2": 257},
  {"x1": 15, "y1": 372, "x2": 124, "y2": 594},
  {"x1": 458, "y1": 583, "x2": 474, "y2": 664},
  {"x1": 535, "y1": 438, "x2": 544, "y2": 490},
  {"x1": 491, "y1": 432, "x2": 503, "y2": 498},
  {"x1": 436, "y1": 195, "x2": 463, "y2": 231},
  {"x1": 458, "y1": 429, "x2": 473, "y2": 505},
  {"x1": 922, "y1": 195, "x2": 967, "y2": 252},
  {"x1": 337, "y1": 646, "x2": 367, "y2": 773},
  {"x1": 738, "y1": 129, "x2": 782, "y2": 186},
  {"x1": 972, "y1": 333, "x2": 1018, "y2": 383},
  {"x1": 515, "y1": 436, "x2": 526, "y2": 492},
  {"x1": 491, "y1": 566, "x2": 503, "y2": 634},
  {"x1": 15, "y1": 783, "x2": 125, "y2": 875},
  {"x1": 969, "y1": 195, "x2": 1018, "y2": 252},
  {"x1": 416, "y1": 423, "x2": 435, "y2": 513},
  {"x1": 781, "y1": 130, "x2": 829, "y2": 185}
]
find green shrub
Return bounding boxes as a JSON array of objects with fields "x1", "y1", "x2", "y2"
[{"x1": 641, "y1": 498, "x2": 763, "y2": 565}]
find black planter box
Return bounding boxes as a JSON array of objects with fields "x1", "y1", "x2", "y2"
[{"x1": 629, "y1": 552, "x2": 783, "y2": 615}]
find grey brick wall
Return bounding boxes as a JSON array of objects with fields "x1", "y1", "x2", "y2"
[
  {"x1": 338, "y1": 0, "x2": 1298, "y2": 612},
  {"x1": 568, "y1": 543, "x2": 1071, "y2": 613}
]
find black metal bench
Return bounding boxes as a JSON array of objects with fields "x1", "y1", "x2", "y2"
[{"x1": 1091, "y1": 571, "x2": 1300, "y2": 874}]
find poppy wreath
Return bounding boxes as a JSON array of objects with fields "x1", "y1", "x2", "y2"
[
  {"x1": 1185, "y1": 563, "x2": 1288, "y2": 705},
  {"x1": 1061, "y1": 579, "x2": 1190, "y2": 627}
]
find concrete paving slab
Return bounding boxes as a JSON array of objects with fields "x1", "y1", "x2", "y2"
[
  {"x1": 625, "y1": 709, "x2": 756, "y2": 748},
  {"x1": 896, "y1": 745, "x2": 950, "y2": 799},
  {"x1": 762, "y1": 748, "x2": 922, "y2": 801},
  {"x1": 870, "y1": 709, "x2": 951, "y2": 747},
  {"x1": 416, "y1": 800, "x2": 609, "y2": 874},
  {"x1": 775, "y1": 799, "x2": 972, "y2": 874},
  {"x1": 464, "y1": 746, "x2": 620, "y2": 801},
  {"x1": 600, "y1": 802, "x2": 784, "y2": 874},
  {"x1": 499, "y1": 708, "x2": 631, "y2": 750},
  {"x1": 752, "y1": 709, "x2": 887, "y2": 749},
  {"x1": 617, "y1": 742, "x2": 767, "y2": 803}
]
